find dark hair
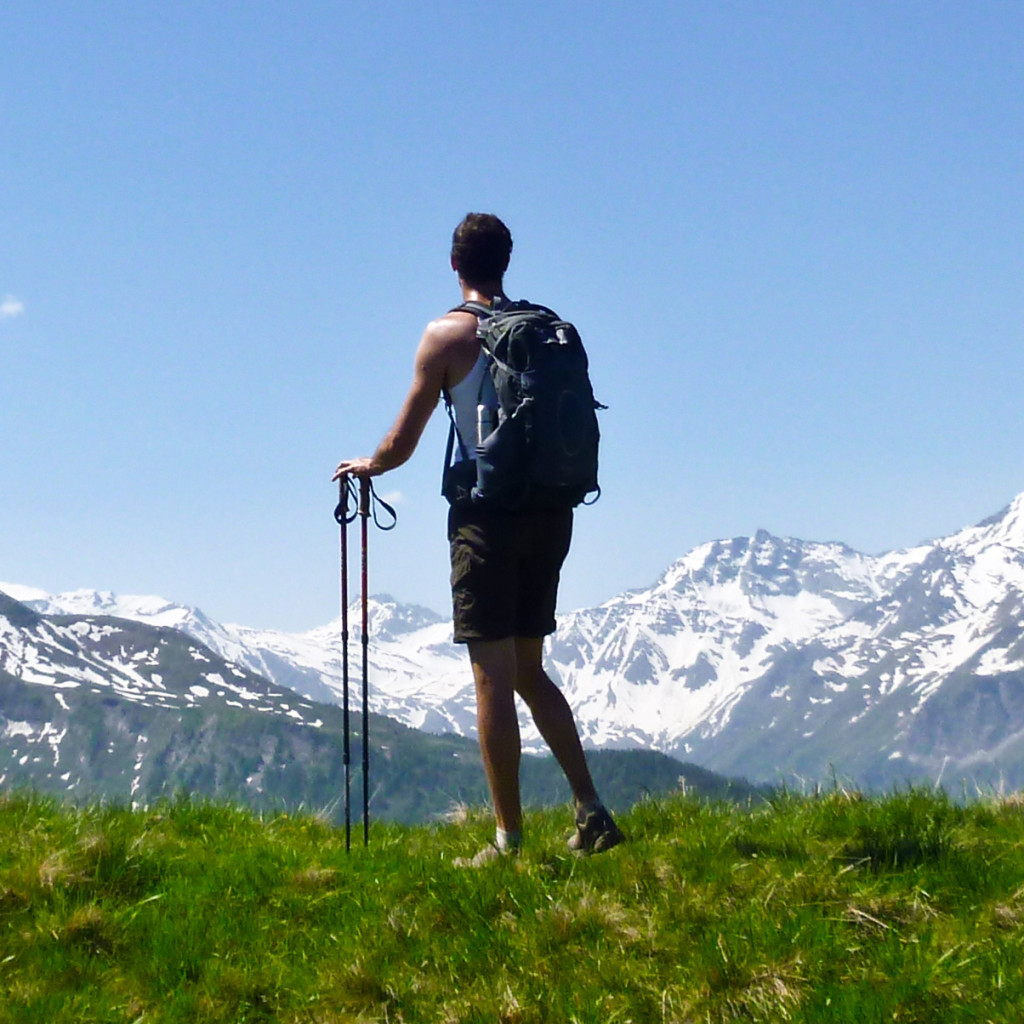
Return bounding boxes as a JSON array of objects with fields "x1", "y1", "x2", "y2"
[{"x1": 451, "y1": 213, "x2": 513, "y2": 285}]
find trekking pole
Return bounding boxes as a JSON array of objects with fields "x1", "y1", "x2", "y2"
[
  {"x1": 351, "y1": 477, "x2": 397, "y2": 848},
  {"x1": 358, "y1": 476, "x2": 371, "y2": 847},
  {"x1": 334, "y1": 475, "x2": 358, "y2": 852}
]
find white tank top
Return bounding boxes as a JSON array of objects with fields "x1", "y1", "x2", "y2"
[{"x1": 446, "y1": 350, "x2": 497, "y2": 460}]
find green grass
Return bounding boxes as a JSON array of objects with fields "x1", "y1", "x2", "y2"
[{"x1": 2, "y1": 786, "x2": 1024, "y2": 1022}]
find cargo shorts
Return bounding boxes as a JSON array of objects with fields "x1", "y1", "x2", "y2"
[{"x1": 447, "y1": 505, "x2": 573, "y2": 643}]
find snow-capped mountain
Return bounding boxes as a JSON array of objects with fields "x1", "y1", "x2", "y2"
[
  {"x1": 0, "y1": 589, "x2": 313, "y2": 722},
  {"x1": 544, "y1": 532, "x2": 925, "y2": 752},
  {"x1": 545, "y1": 492, "x2": 1024, "y2": 786},
  {"x1": 690, "y1": 494, "x2": 1024, "y2": 787},
  {"x1": 0, "y1": 589, "x2": 335, "y2": 806},
  {"x1": 1, "y1": 584, "x2": 474, "y2": 737},
  {"x1": 0, "y1": 590, "x2": 727, "y2": 818},
  {"x1": 6, "y1": 490, "x2": 1024, "y2": 789}
]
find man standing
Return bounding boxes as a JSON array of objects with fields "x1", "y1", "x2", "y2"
[{"x1": 333, "y1": 213, "x2": 622, "y2": 864}]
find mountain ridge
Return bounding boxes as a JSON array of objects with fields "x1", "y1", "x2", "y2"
[
  {"x1": 6, "y1": 489, "x2": 1024, "y2": 790},
  {"x1": 0, "y1": 589, "x2": 749, "y2": 819}
]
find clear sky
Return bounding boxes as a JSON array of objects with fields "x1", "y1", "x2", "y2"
[{"x1": 2, "y1": 2, "x2": 1022, "y2": 631}]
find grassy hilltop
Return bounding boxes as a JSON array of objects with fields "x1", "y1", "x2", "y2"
[{"x1": 1, "y1": 787, "x2": 1023, "y2": 1022}]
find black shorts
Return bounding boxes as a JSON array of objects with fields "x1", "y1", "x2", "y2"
[{"x1": 448, "y1": 506, "x2": 573, "y2": 644}]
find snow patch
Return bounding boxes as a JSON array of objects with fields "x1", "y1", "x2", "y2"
[{"x1": 3, "y1": 721, "x2": 36, "y2": 739}]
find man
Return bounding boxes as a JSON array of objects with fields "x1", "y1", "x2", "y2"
[{"x1": 333, "y1": 213, "x2": 622, "y2": 864}]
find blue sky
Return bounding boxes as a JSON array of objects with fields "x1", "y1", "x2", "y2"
[{"x1": 2, "y1": 2, "x2": 1022, "y2": 631}]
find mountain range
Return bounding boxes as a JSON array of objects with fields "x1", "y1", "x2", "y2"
[
  {"x1": 5, "y1": 489, "x2": 1024, "y2": 795},
  {"x1": 0, "y1": 591, "x2": 743, "y2": 822}
]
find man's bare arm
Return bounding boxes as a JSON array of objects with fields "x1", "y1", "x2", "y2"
[{"x1": 332, "y1": 316, "x2": 469, "y2": 481}]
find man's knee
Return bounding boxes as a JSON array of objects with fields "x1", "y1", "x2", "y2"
[
  {"x1": 515, "y1": 664, "x2": 558, "y2": 708},
  {"x1": 510, "y1": 636, "x2": 550, "y2": 700},
  {"x1": 468, "y1": 637, "x2": 517, "y2": 690}
]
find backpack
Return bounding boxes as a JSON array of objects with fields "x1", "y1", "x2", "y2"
[{"x1": 442, "y1": 299, "x2": 604, "y2": 511}]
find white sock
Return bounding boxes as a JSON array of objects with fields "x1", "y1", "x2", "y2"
[{"x1": 495, "y1": 827, "x2": 522, "y2": 852}]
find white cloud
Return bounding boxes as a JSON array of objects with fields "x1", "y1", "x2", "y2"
[{"x1": 0, "y1": 295, "x2": 25, "y2": 319}]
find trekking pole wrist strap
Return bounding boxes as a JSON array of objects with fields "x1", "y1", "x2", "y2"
[{"x1": 335, "y1": 476, "x2": 396, "y2": 530}]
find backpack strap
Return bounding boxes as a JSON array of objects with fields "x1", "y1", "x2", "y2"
[
  {"x1": 441, "y1": 298, "x2": 505, "y2": 473},
  {"x1": 450, "y1": 295, "x2": 519, "y2": 319},
  {"x1": 450, "y1": 300, "x2": 494, "y2": 319},
  {"x1": 442, "y1": 392, "x2": 474, "y2": 466}
]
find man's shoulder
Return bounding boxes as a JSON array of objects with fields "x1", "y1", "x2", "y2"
[
  {"x1": 421, "y1": 308, "x2": 479, "y2": 350},
  {"x1": 429, "y1": 306, "x2": 479, "y2": 332}
]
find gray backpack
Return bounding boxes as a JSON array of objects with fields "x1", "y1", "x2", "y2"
[{"x1": 442, "y1": 299, "x2": 603, "y2": 511}]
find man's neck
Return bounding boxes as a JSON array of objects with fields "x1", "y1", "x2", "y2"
[{"x1": 459, "y1": 279, "x2": 505, "y2": 306}]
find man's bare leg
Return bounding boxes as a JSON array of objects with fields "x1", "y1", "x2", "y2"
[
  {"x1": 467, "y1": 635, "x2": 617, "y2": 859},
  {"x1": 512, "y1": 636, "x2": 598, "y2": 809},
  {"x1": 467, "y1": 637, "x2": 523, "y2": 836},
  {"x1": 513, "y1": 639, "x2": 623, "y2": 853}
]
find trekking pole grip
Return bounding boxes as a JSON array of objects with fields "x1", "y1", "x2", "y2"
[
  {"x1": 334, "y1": 475, "x2": 358, "y2": 525},
  {"x1": 358, "y1": 476, "x2": 371, "y2": 520}
]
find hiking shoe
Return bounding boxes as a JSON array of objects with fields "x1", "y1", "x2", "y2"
[
  {"x1": 568, "y1": 804, "x2": 624, "y2": 854},
  {"x1": 453, "y1": 843, "x2": 519, "y2": 868}
]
